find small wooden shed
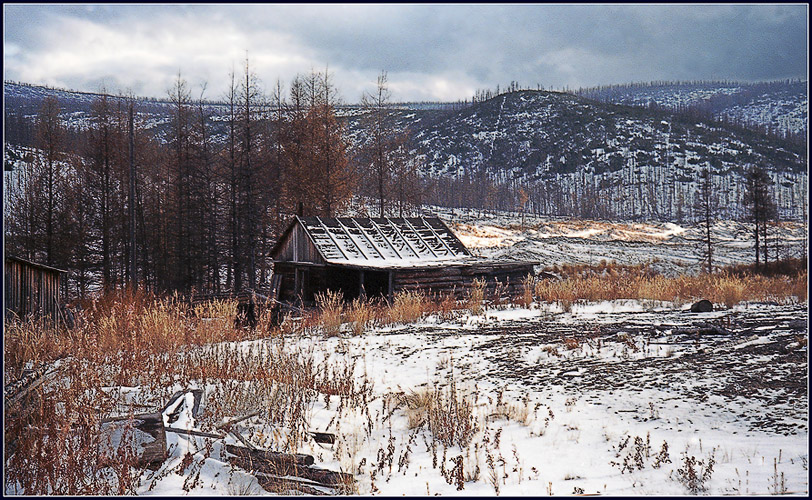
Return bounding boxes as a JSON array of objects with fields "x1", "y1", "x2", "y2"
[
  {"x1": 4, "y1": 256, "x2": 67, "y2": 323},
  {"x1": 270, "y1": 216, "x2": 536, "y2": 304}
]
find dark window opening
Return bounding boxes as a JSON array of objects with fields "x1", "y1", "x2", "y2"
[{"x1": 322, "y1": 266, "x2": 390, "y2": 302}]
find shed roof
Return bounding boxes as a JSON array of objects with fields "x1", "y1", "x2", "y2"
[
  {"x1": 272, "y1": 216, "x2": 474, "y2": 269},
  {"x1": 5, "y1": 255, "x2": 67, "y2": 274}
]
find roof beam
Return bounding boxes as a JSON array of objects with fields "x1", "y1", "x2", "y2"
[
  {"x1": 335, "y1": 218, "x2": 370, "y2": 260},
  {"x1": 368, "y1": 218, "x2": 404, "y2": 259},
  {"x1": 402, "y1": 218, "x2": 439, "y2": 258},
  {"x1": 314, "y1": 216, "x2": 349, "y2": 260},
  {"x1": 385, "y1": 218, "x2": 421, "y2": 258},
  {"x1": 349, "y1": 218, "x2": 386, "y2": 260},
  {"x1": 418, "y1": 218, "x2": 459, "y2": 256}
]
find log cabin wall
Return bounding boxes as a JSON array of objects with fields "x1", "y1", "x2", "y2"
[
  {"x1": 392, "y1": 262, "x2": 535, "y2": 298},
  {"x1": 4, "y1": 256, "x2": 65, "y2": 323}
]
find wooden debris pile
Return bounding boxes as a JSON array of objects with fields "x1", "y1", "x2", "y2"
[{"x1": 100, "y1": 390, "x2": 352, "y2": 495}]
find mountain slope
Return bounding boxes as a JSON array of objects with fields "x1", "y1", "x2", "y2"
[
  {"x1": 4, "y1": 81, "x2": 807, "y2": 221},
  {"x1": 406, "y1": 90, "x2": 806, "y2": 220},
  {"x1": 573, "y1": 80, "x2": 808, "y2": 138}
]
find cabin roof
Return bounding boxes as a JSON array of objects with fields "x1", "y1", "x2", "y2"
[
  {"x1": 272, "y1": 216, "x2": 475, "y2": 269},
  {"x1": 4, "y1": 255, "x2": 67, "y2": 274}
]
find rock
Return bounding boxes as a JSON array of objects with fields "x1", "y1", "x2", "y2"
[{"x1": 690, "y1": 300, "x2": 714, "y2": 313}]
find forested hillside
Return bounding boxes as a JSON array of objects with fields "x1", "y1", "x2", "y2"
[
  {"x1": 573, "y1": 79, "x2": 808, "y2": 140},
  {"x1": 406, "y1": 89, "x2": 807, "y2": 221}
]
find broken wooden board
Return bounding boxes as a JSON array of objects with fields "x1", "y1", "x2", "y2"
[
  {"x1": 225, "y1": 443, "x2": 355, "y2": 493},
  {"x1": 99, "y1": 412, "x2": 166, "y2": 470}
]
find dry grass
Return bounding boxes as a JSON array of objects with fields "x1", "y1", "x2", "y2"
[
  {"x1": 347, "y1": 297, "x2": 374, "y2": 335},
  {"x1": 437, "y1": 293, "x2": 460, "y2": 320},
  {"x1": 398, "y1": 382, "x2": 478, "y2": 449},
  {"x1": 518, "y1": 274, "x2": 535, "y2": 308},
  {"x1": 387, "y1": 290, "x2": 428, "y2": 324},
  {"x1": 467, "y1": 278, "x2": 486, "y2": 315},
  {"x1": 4, "y1": 289, "x2": 373, "y2": 495},
  {"x1": 5, "y1": 358, "x2": 142, "y2": 495},
  {"x1": 316, "y1": 290, "x2": 344, "y2": 336},
  {"x1": 532, "y1": 261, "x2": 807, "y2": 309}
]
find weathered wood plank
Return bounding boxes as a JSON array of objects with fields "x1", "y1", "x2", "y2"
[
  {"x1": 225, "y1": 444, "x2": 315, "y2": 467},
  {"x1": 228, "y1": 454, "x2": 354, "y2": 487}
]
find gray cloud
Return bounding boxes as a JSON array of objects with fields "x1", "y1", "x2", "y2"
[{"x1": 3, "y1": 4, "x2": 807, "y2": 102}]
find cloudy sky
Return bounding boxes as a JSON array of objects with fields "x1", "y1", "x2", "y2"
[{"x1": 3, "y1": 4, "x2": 808, "y2": 103}]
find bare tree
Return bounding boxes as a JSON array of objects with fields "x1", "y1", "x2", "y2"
[
  {"x1": 35, "y1": 96, "x2": 66, "y2": 266},
  {"x1": 694, "y1": 168, "x2": 718, "y2": 274},
  {"x1": 361, "y1": 70, "x2": 394, "y2": 216},
  {"x1": 743, "y1": 166, "x2": 777, "y2": 268}
]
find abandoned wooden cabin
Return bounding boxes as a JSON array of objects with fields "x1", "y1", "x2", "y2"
[
  {"x1": 270, "y1": 216, "x2": 536, "y2": 304},
  {"x1": 4, "y1": 255, "x2": 67, "y2": 323}
]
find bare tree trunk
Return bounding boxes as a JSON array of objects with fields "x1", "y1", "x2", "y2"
[{"x1": 128, "y1": 100, "x2": 137, "y2": 289}]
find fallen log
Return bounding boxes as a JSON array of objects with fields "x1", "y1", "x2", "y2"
[
  {"x1": 309, "y1": 431, "x2": 336, "y2": 444},
  {"x1": 228, "y1": 455, "x2": 354, "y2": 488},
  {"x1": 163, "y1": 389, "x2": 204, "y2": 420},
  {"x1": 253, "y1": 472, "x2": 333, "y2": 495},
  {"x1": 225, "y1": 443, "x2": 314, "y2": 467},
  {"x1": 164, "y1": 427, "x2": 224, "y2": 439},
  {"x1": 4, "y1": 366, "x2": 57, "y2": 408},
  {"x1": 215, "y1": 410, "x2": 262, "y2": 430}
]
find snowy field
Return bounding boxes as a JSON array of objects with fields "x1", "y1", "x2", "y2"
[
  {"x1": 437, "y1": 208, "x2": 808, "y2": 276},
  {"x1": 90, "y1": 300, "x2": 807, "y2": 496}
]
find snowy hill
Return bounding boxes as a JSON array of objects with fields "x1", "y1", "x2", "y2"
[
  {"x1": 406, "y1": 90, "x2": 806, "y2": 220},
  {"x1": 573, "y1": 80, "x2": 808, "y2": 139},
  {"x1": 4, "y1": 81, "x2": 807, "y2": 222}
]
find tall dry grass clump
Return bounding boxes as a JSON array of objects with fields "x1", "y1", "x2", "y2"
[
  {"x1": 316, "y1": 290, "x2": 344, "y2": 336},
  {"x1": 467, "y1": 278, "x2": 486, "y2": 315},
  {"x1": 193, "y1": 298, "x2": 241, "y2": 342},
  {"x1": 400, "y1": 382, "x2": 478, "y2": 448},
  {"x1": 3, "y1": 320, "x2": 76, "y2": 376},
  {"x1": 387, "y1": 290, "x2": 427, "y2": 324},
  {"x1": 437, "y1": 292, "x2": 460, "y2": 320},
  {"x1": 347, "y1": 297, "x2": 374, "y2": 335},
  {"x1": 518, "y1": 274, "x2": 535, "y2": 308},
  {"x1": 790, "y1": 271, "x2": 808, "y2": 302}
]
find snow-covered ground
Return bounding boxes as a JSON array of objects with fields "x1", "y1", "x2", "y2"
[
  {"x1": 436, "y1": 208, "x2": 808, "y2": 276},
  {"x1": 64, "y1": 299, "x2": 807, "y2": 496}
]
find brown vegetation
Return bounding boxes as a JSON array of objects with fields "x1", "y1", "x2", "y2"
[
  {"x1": 3, "y1": 289, "x2": 371, "y2": 495},
  {"x1": 534, "y1": 260, "x2": 807, "y2": 309}
]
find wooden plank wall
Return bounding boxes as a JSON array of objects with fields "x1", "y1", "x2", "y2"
[
  {"x1": 275, "y1": 224, "x2": 325, "y2": 264},
  {"x1": 4, "y1": 259, "x2": 61, "y2": 322}
]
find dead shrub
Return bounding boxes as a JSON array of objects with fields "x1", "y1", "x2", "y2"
[{"x1": 563, "y1": 337, "x2": 580, "y2": 350}]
